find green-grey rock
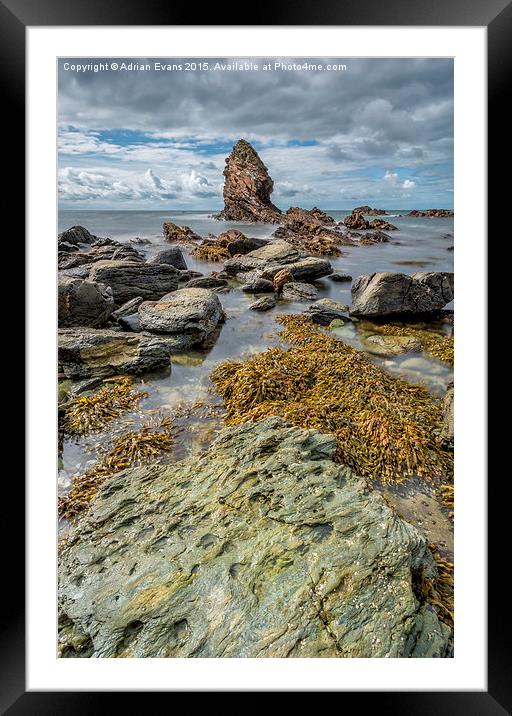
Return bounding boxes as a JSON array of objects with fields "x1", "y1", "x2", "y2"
[{"x1": 58, "y1": 418, "x2": 451, "y2": 658}]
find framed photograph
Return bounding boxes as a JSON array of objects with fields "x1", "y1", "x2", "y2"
[{"x1": 4, "y1": 0, "x2": 502, "y2": 708}]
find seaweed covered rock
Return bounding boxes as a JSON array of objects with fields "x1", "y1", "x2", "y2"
[
  {"x1": 350, "y1": 272, "x2": 454, "y2": 318},
  {"x1": 58, "y1": 276, "x2": 114, "y2": 328},
  {"x1": 408, "y1": 209, "x2": 454, "y2": 218},
  {"x1": 343, "y1": 212, "x2": 369, "y2": 230},
  {"x1": 224, "y1": 240, "x2": 332, "y2": 282},
  {"x1": 163, "y1": 222, "x2": 202, "y2": 243},
  {"x1": 272, "y1": 207, "x2": 355, "y2": 256},
  {"x1": 352, "y1": 205, "x2": 387, "y2": 216},
  {"x1": 217, "y1": 230, "x2": 269, "y2": 256},
  {"x1": 89, "y1": 260, "x2": 179, "y2": 304},
  {"x1": 215, "y1": 139, "x2": 282, "y2": 223},
  {"x1": 138, "y1": 288, "x2": 223, "y2": 350},
  {"x1": 58, "y1": 328, "x2": 171, "y2": 379},
  {"x1": 58, "y1": 418, "x2": 451, "y2": 658}
]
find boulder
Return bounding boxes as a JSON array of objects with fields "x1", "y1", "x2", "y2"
[
  {"x1": 352, "y1": 205, "x2": 387, "y2": 216},
  {"x1": 249, "y1": 295, "x2": 276, "y2": 311},
  {"x1": 215, "y1": 139, "x2": 282, "y2": 223},
  {"x1": 217, "y1": 230, "x2": 269, "y2": 256},
  {"x1": 58, "y1": 418, "x2": 451, "y2": 658},
  {"x1": 224, "y1": 240, "x2": 332, "y2": 282},
  {"x1": 368, "y1": 219, "x2": 397, "y2": 231},
  {"x1": 329, "y1": 273, "x2": 352, "y2": 282},
  {"x1": 163, "y1": 222, "x2": 202, "y2": 243},
  {"x1": 58, "y1": 328, "x2": 171, "y2": 379},
  {"x1": 58, "y1": 225, "x2": 97, "y2": 246},
  {"x1": 58, "y1": 276, "x2": 114, "y2": 328},
  {"x1": 240, "y1": 277, "x2": 275, "y2": 294},
  {"x1": 305, "y1": 298, "x2": 350, "y2": 325},
  {"x1": 343, "y1": 212, "x2": 369, "y2": 230},
  {"x1": 111, "y1": 297, "x2": 144, "y2": 320},
  {"x1": 184, "y1": 277, "x2": 229, "y2": 290},
  {"x1": 281, "y1": 282, "x2": 319, "y2": 301},
  {"x1": 89, "y1": 260, "x2": 179, "y2": 304},
  {"x1": 138, "y1": 288, "x2": 223, "y2": 350},
  {"x1": 350, "y1": 272, "x2": 454, "y2": 318}
]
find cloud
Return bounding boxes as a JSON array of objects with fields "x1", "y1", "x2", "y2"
[{"x1": 58, "y1": 57, "x2": 453, "y2": 208}]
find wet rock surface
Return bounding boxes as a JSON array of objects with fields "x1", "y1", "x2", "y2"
[
  {"x1": 147, "y1": 247, "x2": 188, "y2": 271},
  {"x1": 138, "y1": 288, "x2": 224, "y2": 350},
  {"x1": 89, "y1": 260, "x2": 179, "y2": 304},
  {"x1": 58, "y1": 328, "x2": 171, "y2": 379},
  {"x1": 215, "y1": 140, "x2": 282, "y2": 223},
  {"x1": 58, "y1": 418, "x2": 451, "y2": 658},
  {"x1": 350, "y1": 272, "x2": 454, "y2": 318},
  {"x1": 281, "y1": 282, "x2": 319, "y2": 302},
  {"x1": 58, "y1": 276, "x2": 114, "y2": 328},
  {"x1": 305, "y1": 298, "x2": 350, "y2": 325},
  {"x1": 224, "y1": 240, "x2": 333, "y2": 282}
]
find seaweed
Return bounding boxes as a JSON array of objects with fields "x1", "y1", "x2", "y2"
[
  {"x1": 63, "y1": 378, "x2": 147, "y2": 435},
  {"x1": 413, "y1": 548, "x2": 454, "y2": 629},
  {"x1": 191, "y1": 243, "x2": 231, "y2": 262},
  {"x1": 211, "y1": 315, "x2": 453, "y2": 485},
  {"x1": 59, "y1": 417, "x2": 174, "y2": 520}
]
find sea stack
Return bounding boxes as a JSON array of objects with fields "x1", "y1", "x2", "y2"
[{"x1": 215, "y1": 139, "x2": 282, "y2": 223}]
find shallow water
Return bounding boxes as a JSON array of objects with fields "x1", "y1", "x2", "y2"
[{"x1": 59, "y1": 209, "x2": 454, "y2": 552}]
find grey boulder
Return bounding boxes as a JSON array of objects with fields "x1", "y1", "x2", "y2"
[
  {"x1": 89, "y1": 260, "x2": 179, "y2": 303},
  {"x1": 138, "y1": 288, "x2": 223, "y2": 350},
  {"x1": 147, "y1": 247, "x2": 188, "y2": 271},
  {"x1": 58, "y1": 225, "x2": 96, "y2": 246},
  {"x1": 249, "y1": 295, "x2": 276, "y2": 311},
  {"x1": 351, "y1": 272, "x2": 454, "y2": 318},
  {"x1": 58, "y1": 418, "x2": 451, "y2": 658},
  {"x1": 58, "y1": 276, "x2": 114, "y2": 328},
  {"x1": 224, "y1": 240, "x2": 332, "y2": 282},
  {"x1": 306, "y1": 298, "x2": 350, "y2": 325},
  {"x1": 281, "y1": 282, "x2": 318, "y2": 302}
]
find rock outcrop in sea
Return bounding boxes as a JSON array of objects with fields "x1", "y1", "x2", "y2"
[
  {"x1": 58, "y1": 417, "x2": 451, "y2": 658},
  {"x1": 408, "y1": 209, "x2": 454, "y2": 218},
  {"x1": 215, "y1": 139, "x2": 282, "y2": 223}
]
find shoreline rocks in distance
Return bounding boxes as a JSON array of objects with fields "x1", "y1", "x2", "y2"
[
  {"x1": 214, "y1": 139, "x2": 282, "y2": 223},
  {"x1": 408, "y1": 209, "x2": 454, "y2": 218},
  {"x1": 350, "y1": 271, "x2": 454, "y2": 318},
  {"x1": 58, "y1": 417, "x2": 451, "y2": 658}
]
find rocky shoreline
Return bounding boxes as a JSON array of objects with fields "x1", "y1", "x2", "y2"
[{"x1": 58, "y1": 139, "x2": 454, "y2": 659}]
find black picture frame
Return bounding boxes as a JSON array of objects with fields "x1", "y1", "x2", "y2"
[{"x1": 4, "y1": 0, "x2": 502, "y2": 710}]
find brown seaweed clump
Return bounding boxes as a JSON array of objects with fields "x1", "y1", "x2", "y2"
[
  {"x1": 413, "y1": 548, "x2": 454, "y2": 628},
  {"x1": 211, "y1": 315, "x2": 453, "y2": 485},
  {"x1": 63, "y1": 378, "x2": 148, "y2": 435},
  {"x1": 59, "y1": 417, "x2": 174, "y2": 520},
  {"x1": 282, "y1": 234, "x2": 344, "y2": 257},
  {"x1": 191, "y1": 242, "x2": 231, "y2": 262},
  {"x1": 361, "y1": 322, "x2": 454, "y2": 366}
]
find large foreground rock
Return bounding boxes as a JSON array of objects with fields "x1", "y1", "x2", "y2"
[
  {"x1": 89, "y1": 260, "x2": 179, "y2": 303},
  {"x1": 58, "y1": 276, "x2": 114, "y2": 328},
  {"x1": 138, "y1": 288, "x2": 223, "y2": 350},
  {"x1": 148, "y1": 247, "x2": 188, "y2": 270},
  {"x1": 58, "y1": 328, "x2": 171, "y2": 379},
  {"x1": 350, "y1": 272, "x2": 454, "y2": 317},
  {"x1": 58, "y1": 418, "x2": 451, "y2": 658},
  {"x1": 225, "y1": 240, "x2": 332, "y2": 282},
  {"x1": 215, "y1": 139, "x2": 282, "y2": 223}
]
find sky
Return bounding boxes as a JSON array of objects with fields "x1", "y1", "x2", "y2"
[{"x1": 58, "y1": 58, "x2": 454, "y2": 211}]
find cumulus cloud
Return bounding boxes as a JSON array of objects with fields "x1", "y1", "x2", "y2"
[{"x1": 58, "y1": 57, "x2": 453, "y2": 208}]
